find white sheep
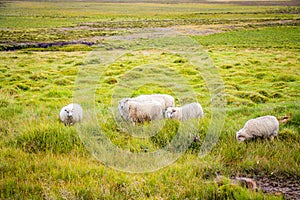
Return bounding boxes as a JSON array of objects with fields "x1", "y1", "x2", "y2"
[
  {"x1": 59, "y1": 103, "x2": 83, "y2": 126},
  {"x1": 236, "y1": 115, "x2": 279, "y2": 143},
  {"x1": 118, "y1": 94, "x2": 174, "y2": 120},
  {"x1": 134, "y1": 94, "x2": 175, "y2": 110},
  {"x1": 118, "y1": 98, "x2": 163, "y2": 125},
  {"x1": 165, "y1": 102, "x2": 204, "y2": 121}
]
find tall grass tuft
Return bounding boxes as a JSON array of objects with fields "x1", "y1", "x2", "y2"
[{"x1": 15, "y1": 123, "x2": 85, "y2": 154}]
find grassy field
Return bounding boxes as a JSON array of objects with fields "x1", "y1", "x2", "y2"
[{"x1": 0, "y1": 1, "x2": 299, "y2": 199}]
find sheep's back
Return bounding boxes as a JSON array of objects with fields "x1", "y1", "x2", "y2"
[
  {"x1": 244, "y1": 115, "x2": 279, "y2": 137},
  {"x1": 181, "y1": 102, "x2": 203, "y2": 120},
  {"x1": 134, "y1": 94, "x2": 174, "y2": 110},
  {"x1": 72, "y1": 103, "x2": 83, "y2": 122}
]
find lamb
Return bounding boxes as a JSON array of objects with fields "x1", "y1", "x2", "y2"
[
  {"x1": 59, "y1": 103, "x2": 83, "y2": 126},
  {"x1": 236, "y1": 115, "x2": 279, "y2": 143},
  {"x1": 118, "y1": 98, "x2": 163, "y2": 125},
  {"x1": 165, "y1": 102, "x2": 204, "y2": 121}
]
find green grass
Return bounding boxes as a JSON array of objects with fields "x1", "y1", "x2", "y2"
[
  {"x1": 0, "y1": 1, "x2": 300, "y2": 199},
  {"x1": 193, "y1": 26, "x2": 300, "y2": 48}
]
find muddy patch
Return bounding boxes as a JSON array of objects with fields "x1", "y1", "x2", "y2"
[
  {"x1": 231, "y1": 172, "x2": 300, "y2": 199},
  {"x1": 254, "y1": 174, "x2": 300, "y2": 200}
]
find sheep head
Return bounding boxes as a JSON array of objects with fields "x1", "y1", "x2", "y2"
[
  {"x1": 118, "y1": 98, "x2": 130, "y2": 109},
  {"x1": 236, "y1": 129, "x2": 247, "y2": 143},
  {"x1": 64, "y1": 107, "x2": 74, "y2": 119},
  {"x1": 165, "y1": 107, "x2": 178, "y2": 119}
]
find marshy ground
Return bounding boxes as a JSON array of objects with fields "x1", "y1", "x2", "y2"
[{"x1": 0, "y1": 1, "x2": 299, "y2": 199}]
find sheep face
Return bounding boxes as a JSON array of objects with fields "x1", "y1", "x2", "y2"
[
  {"x1": 60, "y1": 103, "x2": 83, "y2": 126},
  {"x1": 165, "y1": 107, "x2": 178, "y2": 119},
  {"x1": 63, "y1": 106, "x2": 77, "y2": 126},
  {"x1": 64, "y1": 107, "x2": 73, "y2": 118},
  {"x1": 236, "y1": 130, "x2": 247, "y2": 143},
  {"x1": 118, "y1": 98, "x2": 130, "y2": 120},
  {"x1": 118, "y1": 98, "x2": 129, "y2": 109}
]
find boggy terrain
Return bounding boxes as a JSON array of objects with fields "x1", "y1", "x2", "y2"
[{"x1": 0, "y1": 1, "x2": 299, "y2": 199}]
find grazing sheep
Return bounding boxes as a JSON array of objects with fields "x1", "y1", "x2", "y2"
[
  {"x1": 59, "y1": 103, "x2": 83, "y2": 126},
  {"x1": 118, "y1": 94, "x2": 174, "y2": 120},
  {"x1": 236, "y1": 115, "x2": 279, "y2": 143},
  {"x1": 165, "y1": 102, "x2": 204, "y2": 121},
  {"x1": 118, "y1": 98, "x2": 163, "y2": 125}
]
